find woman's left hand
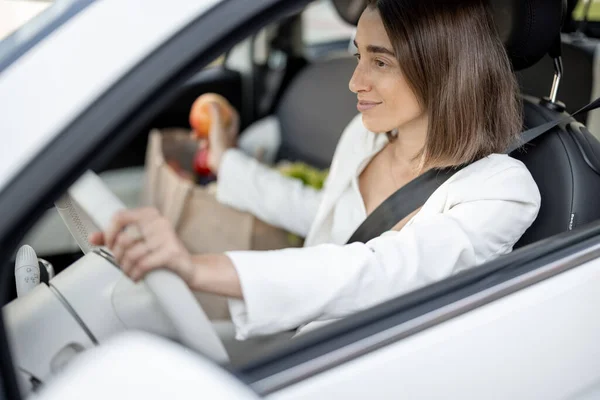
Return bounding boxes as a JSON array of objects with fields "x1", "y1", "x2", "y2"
[
  {"x1": 89, "y1": 207, "x2": 194, "y2": 284},
  {"x1": 207, "y1": 103, "x2": 240, "y2": 174}
]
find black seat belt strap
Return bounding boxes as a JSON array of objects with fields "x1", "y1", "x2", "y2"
[
  {"x1": 346, "y1": 167, "x2": 462, "y2": 244},
  {"x1": 509, "y1": 96, "x2": 600, "y2": 153},
  {"x1": 347, "y1": 96, "x2": 600, "y2": 244}
]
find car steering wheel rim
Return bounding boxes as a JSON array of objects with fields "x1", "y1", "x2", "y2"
[
  {"x1": 144, "y1": 269, "x2": 229, "y2": 363},
  {"x1": 54, "y1": 173, "x2": 229, "y2": 363}
]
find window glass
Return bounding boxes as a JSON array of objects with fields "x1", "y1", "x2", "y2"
[
  {"x1": 207, "y1": 54, "x2": 225, "y2": 68},
  {"x1": 573, "y1": 0, "x2": 600, "y2": 22},
  {"x1": 302, "y1": 0, "x2": 355, "y2": 45}
]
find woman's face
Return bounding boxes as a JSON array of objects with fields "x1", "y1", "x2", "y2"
[{"x1": 349, "y1": 8, "x2": 425, "y2": 134}]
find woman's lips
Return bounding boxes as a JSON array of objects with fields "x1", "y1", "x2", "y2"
[{"x1": 357, "y1": 101, "x2": 381, "y2": 112}]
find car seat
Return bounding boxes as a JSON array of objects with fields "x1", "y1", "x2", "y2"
[
  {"x1": 275, "y1": 56, "x2": 357, "y2": 168},
  {"x1": 516, "y1": 0, "x2": 600, "y2": 137},
  {"x1": 495, "y1": 0, "x2": 600, "y2": 247}
]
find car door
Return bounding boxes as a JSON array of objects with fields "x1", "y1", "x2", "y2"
[
  {"x1": 0, "y1": 0, "x2": 313, "y2": 396},
  {"x1": 2, "y1": 1, "x2": 600, "y2": 399},
  {"x1": 236, "y1": 226, "x2": 600, "y2": 399}
]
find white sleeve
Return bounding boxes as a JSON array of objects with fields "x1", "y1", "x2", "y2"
[
  {"x1": 216, "y1": 149, "x2": 323, "y2": 237},
  {"x1": 225, "y1": 165, "x2": 541, "y2": 339}
]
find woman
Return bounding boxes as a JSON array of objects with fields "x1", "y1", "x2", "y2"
[{"x1": 90, "y1": 0, "x2": 540, "y2": 339}]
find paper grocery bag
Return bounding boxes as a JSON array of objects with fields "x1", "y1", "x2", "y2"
[{"x1": 141, "y1": 128, "x2": 297, "y2": 319}]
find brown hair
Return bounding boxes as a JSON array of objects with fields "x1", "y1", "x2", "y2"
[{"x1": 367, "y1": 0, "x2": 522, "y2": 169}]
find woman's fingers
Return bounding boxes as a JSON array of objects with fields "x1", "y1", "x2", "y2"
[
  {"x1": 138, "y1": 216, "x2": 169, "y2": 249},
  {"x1": 209, "y1": 103, "x2": 223, "y2": 132},
  {"x1": 120, "y1": 240, "x2": 151, "y2": 276},
  {"x1": 105, "y1": 208, "x2": 159, "y2": 248},
  {"x1": 112, "y1": 229, "x2": 143, "y2": 264},
  {"x1": 209, "y1": 102, "x2": 239, "y2": 144},
  {"x1": 103, "y1": 207, "x2": 160, "y2": 264},
  {"x1": 104, "y1": 211, "x2": 136, "y2": 249},
  {"x1": 207, "y1": 103, "x2": 239, "y2": 173},
  {"x1": 227, "y1": 108, "x2": 240, "y2": 140},
  {"x1": 88, "y1": 231, "x2": 105, "y2": 246},
  {"x1": 104, "y1": 208, "x2": 191, "y2": 283},
  {"x1": 128, "y1": 245, "x2": 174, "y2": 282}
]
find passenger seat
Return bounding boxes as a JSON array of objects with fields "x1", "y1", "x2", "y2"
[
  {"x1": 274, "y1": 56, "x2": 357, "y2": 168},
  {"x1": 237, "y1": 55, "x2": 357, "y2": 169}
]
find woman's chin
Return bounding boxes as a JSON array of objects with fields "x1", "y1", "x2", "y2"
[{"x1": 361, "y1": 115, "x2": 390, "y2": 134}]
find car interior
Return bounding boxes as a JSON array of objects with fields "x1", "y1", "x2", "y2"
[
  {"x1": 5, "y1": 0, "x2": 600, "y2": 395},
  {"x1": 19, "y1": 0, "x2": 600, "y2": 270},
  {"x1": 516, "y1": 0, "x2": 600, "y2": 132}
]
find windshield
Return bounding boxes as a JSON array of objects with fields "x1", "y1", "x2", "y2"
[{"x1": 0, "y1": 0, "x2": 90, "y2": 72}]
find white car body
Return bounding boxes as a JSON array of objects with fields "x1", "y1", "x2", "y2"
[
  {"x1": 0, "y1": 0, "x2": 218, "y2": 191},
  {"x1": 0, "y1": 1, "x2": 599, "y2": 399},
  {"x1": 0, "y1": 1, "x2": 51, "y2": 40}
]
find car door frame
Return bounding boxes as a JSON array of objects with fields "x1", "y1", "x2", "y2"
[
  {"x1": 0, "y1": 0, "x2": 310, "y2": 398},
  {"x1": 240, "y1": 221, "x2": 600, "y2": 395}
]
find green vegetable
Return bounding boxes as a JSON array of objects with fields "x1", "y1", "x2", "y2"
[
  {"x1": 573, "y1": 1, "x2": 600, "y2": 21},
  {"x1": 277, "y1": 162, "x2": 329, "y2": 189},
  {"x1": 277, "y1": 161, "x2": 329, "y2": 246}
]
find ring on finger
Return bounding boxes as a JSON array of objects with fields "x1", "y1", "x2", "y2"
[{"x1": 123, "y1": 225, "x2": 144, "y2": 242}]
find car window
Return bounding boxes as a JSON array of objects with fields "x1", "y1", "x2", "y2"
[
  {"x1": 208, "y1": 54, "x2": 225, "y2": 67},
  {"x1": 573, "y1": 0, "x2": 600, "y2": 22},
  {"x1": 0, "y1": 0, "x2": 224, "y2": 70},
  {"x1": 301, "y1": 0, "x2": 355, "y2": 46}
]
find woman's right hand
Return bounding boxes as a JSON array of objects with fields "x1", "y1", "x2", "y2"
[
  {"x1": 88, "y1": 208, "x2": 195, "y2": 284},
  {"x1": 207, "y1": 103, "x2": 240, "y2": 174},
  {"x1": 89, "y1": 208, "x2": 244, "y2": 298}
]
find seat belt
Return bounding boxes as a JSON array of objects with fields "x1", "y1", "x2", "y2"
[{"x1": 347, "y1": 96, "x2": 600, "y2": 244}]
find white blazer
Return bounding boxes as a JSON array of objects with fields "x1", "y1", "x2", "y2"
[{"x1": 216, "y1": 115, "x2": 541, "y2": 340}]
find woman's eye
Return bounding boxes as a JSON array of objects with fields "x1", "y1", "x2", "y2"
[
  {"x1": 375, "y1": 59, "x2": 387, "y2": 68},
  {"x1": 353, "y1": 53, "x2": 361, "y2": 61}
]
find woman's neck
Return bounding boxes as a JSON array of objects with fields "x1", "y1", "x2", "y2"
[{"x1": 388, "y1": 114, "x2": 429, "y2": 169}]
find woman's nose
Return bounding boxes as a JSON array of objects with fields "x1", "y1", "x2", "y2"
[{"x1": 349, "y1": 63, "x2": 370, "y2": 94}]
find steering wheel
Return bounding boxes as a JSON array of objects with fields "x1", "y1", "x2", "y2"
[
  {"x1": 121, "y1": 224, "x2": 229, "y2": 363},
  {"x1": 144, "y1": 269, "x2": 229, "y2": 363},
  {"x1": 55, "y1": 172, "x2": 229, "y2": 363}
]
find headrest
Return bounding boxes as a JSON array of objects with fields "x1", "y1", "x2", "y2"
[
  {"x1": 331, "y1": 0, "x2": 566, "y2": 71},
  {"x1": 490, "y1": 0, "x2": 566, "y2": 70},
  {"x1": 331, "y1": 0, "x2": 366, "y2": 26}
]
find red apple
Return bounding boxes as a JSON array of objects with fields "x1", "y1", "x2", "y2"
[
  {"x1": 189, "y1": 93, "x2": 234, "y2": 139},
  {"x1": 193, "y1": 147, "x2": 212, "y2": 176}
]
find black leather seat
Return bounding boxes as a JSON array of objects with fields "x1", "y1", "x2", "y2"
[
  {"x1": 275, "y1": 0, "x2": 600, "y2": 247},
  {"x1": 500, "y1": 0, "x2": 600, "y2": 247},
  {"x1": 511, "y1": 97, "x2": 600, "y2": 247},
  {"x1": 275, "y1": 56, "x2": 357, "y2": 169}
]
